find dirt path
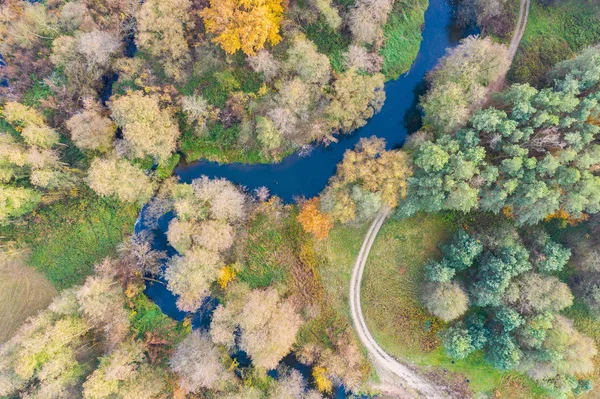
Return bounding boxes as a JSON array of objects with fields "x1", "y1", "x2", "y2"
[
  {"x1": 349, "y1": 207, "x2": 450, "y2": 399},
  {"x1": 509, "y1": 0, "x2": 531, "y2": 60}
]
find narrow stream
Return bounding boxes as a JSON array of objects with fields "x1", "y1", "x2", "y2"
[{"x1": 139, "y1": 0, "x2": 477, "y2": 396}]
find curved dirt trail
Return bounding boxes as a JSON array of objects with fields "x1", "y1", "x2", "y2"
[
  {"x1": 488, "y1": 0, "x2": 531, "y2": 93},
  {"x1": 349, "y1": 207, "x2": 449, "y2": 399},
  {"x1": 509, "y1": 0, "x2": 531, "y2": 60}
]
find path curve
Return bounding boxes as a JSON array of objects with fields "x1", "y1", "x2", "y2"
[
  {"x1": 509, "y1": 0, "x2": 531, "y2": 61},
  {"x1": 348, "y1": 3, "x2": 532, "y2": 396},
  {"x1": 488, "y1": 0, "x2": 531, "y2": 94},
  {"x1": 349, "y1": 206, "x2": 449, "y2": 399}
]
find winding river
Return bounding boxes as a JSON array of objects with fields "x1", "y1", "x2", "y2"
[{"x1": 141, "y1": 0, "x2": 477, "y2": 396}]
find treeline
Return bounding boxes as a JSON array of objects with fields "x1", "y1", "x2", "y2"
[{"x1": 0, "y1": 0, "x2": 412, "y2": 225}]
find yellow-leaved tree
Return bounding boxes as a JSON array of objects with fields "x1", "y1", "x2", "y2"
[{"x1": 200, "y1": 0, "x2": 284, "y2": 55}]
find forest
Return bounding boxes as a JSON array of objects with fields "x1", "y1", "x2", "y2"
[{"x1": 2, "y1": 0, "x2": 600, "y2": 398}]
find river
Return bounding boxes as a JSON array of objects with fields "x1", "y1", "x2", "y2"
[{"x1": 141, "y1": 0, "x2": 476, "y2": 396}]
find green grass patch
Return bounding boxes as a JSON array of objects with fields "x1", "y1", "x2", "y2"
[
  {"x1": 319, "y1": 221, "x2": 371, "y2": 315},
  {"x1": 305, "y1": 17, "x2": 352, "y2": 73},
  {"x1": 508, "y1": 0, "x2": 600, "y2": 86},
  {"x1": 1, "y1": 189, "x2": 138, "y2": 290},
  {"x1": 129, "y1": 291, "x2": 190, "y2": 343},
  {"x1": 178, "y1": 67, "x2": 262, "y2": 107},
  {"x1": 380, "y1": 0, "x2": 428, "y2": 80},
  {"x1": 238, "y1": 211, "x2": 289, "y2": 288},
  {"x1": 179, "y1": 121, "x2": 270, "y2": 164}
]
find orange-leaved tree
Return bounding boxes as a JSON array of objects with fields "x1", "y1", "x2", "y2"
[
  {"x1": 297, "y1": 198, "x2": 334, "y2": 241},
  {"x1": 200, "y1": 0, "x2": 284, "y2": 55}
]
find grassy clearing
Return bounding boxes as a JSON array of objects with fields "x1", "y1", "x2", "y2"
[
  {"x1": 318, "y1": 221, "x2": 371, "y2": 315},
  {"x1": 0, "y1": 254, "x2": 57, "y2": 343},
  {"x1": 340, "y1": 213, "x2": 545, "y2": 396},
  {"x1": 0, "y1": 189, "x2": 138, "y2": 290},
  {"x1": 508, "y1": 0, "x2": 600, "y2": 86},
  {"x1": 381, "y1": 0, "x2": 428, "y2": 80}
]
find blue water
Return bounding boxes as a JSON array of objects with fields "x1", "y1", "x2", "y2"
[{"x1": 141, "y1": 0, "x2": 476, "y2": 396}]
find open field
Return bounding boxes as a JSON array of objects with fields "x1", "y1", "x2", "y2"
[
  {"x1": 0, "y1": 253, "x2": 57, "y2": 343},
  {"x1": 0, "y1": 189, "x2": 138, "y2": 290},
  {"x1": 508, "y1": 0, "x2": 600, "y2": 86}
]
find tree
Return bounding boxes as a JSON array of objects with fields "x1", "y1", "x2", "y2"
[
  {"x1": 86, "y1": 157, "x2": 155, "y2": 205},
  {"x1": 343, "y1": 44, "x2": 382, "y2": 74},
  {"x1": 523, "y1": 316, "x2": 597, "y2": 381},
  {"x1": 348, "y1": 0, "x2": 393, "y2": 45},
  {"x1": 76, "y1": 275, "x2": 130, "y2": 346},
  {"x1": 165, "y1": 248, "x2": 222, "y2": 312},
  {"x1": 210, "y1": 287, "x2": 303, "y2": 369},
  {"x1": 65, "y1": 107, "x2": 116, "y2": 152},
  {"x1": 573, "y1": 272, "x2": 600, "y2": 317},
  {"x1": 109, "y1": 91, "x2": 180, "y2": 161},
  {"x1": 421, "y1": 36, "x2": 509, "y2": 135},
  {"x1": 256, "y1": 115, "x2": 282, "y2": 151},
  {"x1": 484, "y1": 333, "x2": 522, "y2": 370},
  {"x1": 0, "y1": 290, "x2": 89, "y2": 398},
  {"x1": 440, "y1": 325, "x2": 476, "y2": 359},
  {"x1": 421, "y1": 282, "x2": 469, "y2": 321},
  {"x1": 181, "y1": 95, "x2": 216, "y2": 132},
  {"x1": 247, "y1": 50, "x2": 280, "y2": 81},
  {"x1": 297, "y1": 198, "x2": 334, "y2": 240},
  {"x1": 170, "y1": 332, "x2": 230, "y2": 393},
  {"x1": 200, "y1": 0, "x2": 284, "y2": 55},
  {"x1": 326, "y1": 69, "x2": 385, "y2": 133},
  {"x1": 193, "y1": 220, "x2": 235, "y2": 253},
  {"x1": 313, "y1": 0, "x2": 341, "y2": 29},
  {"x1": 50, "y1": 31, "x2": 120, "y2": 93},
  {"x1": 504, "y1": 273, "x2": 573, "y2": 315},
  {"x1": 238, "y1": 289, "x2": 303, "y2": 369},
  {"x1": 112, "y1": 232, "x2": 167, "y2": 281},
  {"x1": 268, "y1": 368, "x2": 323, "y2": 399},
  {"x1": 82, "y1": 341, "x2": 147, "y2": 399},
  {"x1": 323, "y1": 137, "x2": 411, "y2": 214},
  {"x1": 286, "y1": 37, "x2": 331, "y2": 85},
  {"x1": 0, "y1": 185, "x2": 42, "y2": 224},
  {"x1": 136, "y1": 0, "x2": 192, "y2": 81},
  {"x1": 191, "y1": 177, "x2": 246, "y2": 222}
]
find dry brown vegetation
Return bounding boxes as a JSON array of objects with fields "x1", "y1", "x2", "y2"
[{"x1": 0, "y1": 250, "x2": 57, "y2": 343}]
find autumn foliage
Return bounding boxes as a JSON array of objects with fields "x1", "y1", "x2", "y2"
[
  {"x1": 297, "y1": 198, "x2": 334, "y2": 240},
  {"x1": 200, "y1": 0, "x2": 284, "y2": 55}
]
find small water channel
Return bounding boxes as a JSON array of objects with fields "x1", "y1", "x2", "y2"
[{"x1": 138, "y1": 0, "x2": 477, "y2": 396}]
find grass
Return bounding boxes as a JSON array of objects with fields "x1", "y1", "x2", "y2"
[
  {"x1": 508, "y1": 0, "x2": 600, "y2": 86},
  {"x1": 305, "y1": 17, "x2": 352, "y2": 73},
  {"x1": 380, "y1": 0, "x2": 428, "y2": 80},
  {"x1": 318, "y1": 221, "x2": 370, "y2": 315},
  {"x1": 0, "y1": 189, "x2": 138, "y2": 290},
  {"x1": 237, "y1": 208, "x2": 290, "y2": 289},
  {"x1": 129, "y1": 291, "x2": 190, "y2": 343},
  {"x1": 0, "y1": 254, "x2": 57, "y2": 343}
]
